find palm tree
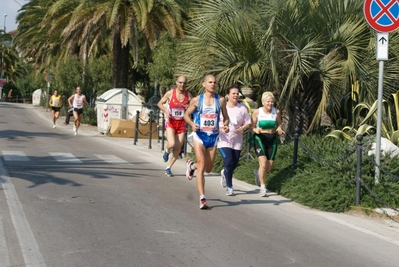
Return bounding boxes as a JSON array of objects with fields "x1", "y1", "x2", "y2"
[
  {"x1": 176, "y1": 0, "x2": 266, "y2": 92},
  {"x1": 43, "y1": 0, "x2": 184, "y2": 89},
  {"x1": 14, "y1": 0, "x2": 63, "y2": 71},
  {"x1": 1, "y1": 29, "x2": 25, "y2": 83}
]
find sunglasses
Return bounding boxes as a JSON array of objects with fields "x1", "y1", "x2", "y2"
[{"x1": 178, "y1": 81, "x2": 187, "y2": 85}]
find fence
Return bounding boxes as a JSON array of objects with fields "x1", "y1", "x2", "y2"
[{"x1": 133, "y1": 109, "x2": 160, "y2": 149}]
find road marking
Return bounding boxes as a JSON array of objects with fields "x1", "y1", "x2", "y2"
[
  {"x1": 94, "y1": 154, "x2": 128, "y2": 164},
  {"x1": 2, "y1": 151, "x2": 30, "y2": 161},
  {"x1": 0, "y1": 160, "x2": 47, "y2": 266},
  {"x1": 49, "y1": 152, "x2": 83, "y2": 163},
  {"x1": 0, "y1": 215, "x2": 11, "y2": 267}
]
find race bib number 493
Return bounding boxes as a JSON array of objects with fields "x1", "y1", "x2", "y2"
[{"x1": 200, "y1": 113, "x2": 217, "y2": 131}]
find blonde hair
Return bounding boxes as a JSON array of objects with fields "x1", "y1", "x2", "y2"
[{"x1": 261, "y1": 92, "x2": 274, "y2": 101}]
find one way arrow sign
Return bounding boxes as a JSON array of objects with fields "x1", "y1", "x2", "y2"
[{"x1": 377, "y1": 33, "x2": 389, "y2": 61}]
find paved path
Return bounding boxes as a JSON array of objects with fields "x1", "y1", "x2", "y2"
[{"x1": 30, "y1": 104, "x2": 399, "y2": 243}]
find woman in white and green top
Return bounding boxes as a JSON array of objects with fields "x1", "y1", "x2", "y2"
[{"x1": 251, "y1": 92, "x2": 284, "y2": 197}]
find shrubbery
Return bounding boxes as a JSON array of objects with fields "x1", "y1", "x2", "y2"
[{"x1": 82, "y1": 107, "x2": 97, "y2": 126}]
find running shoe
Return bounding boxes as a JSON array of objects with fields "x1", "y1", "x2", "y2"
[
  {"x1": 199, "y1": 198, "x2": 208, "y2": 209},
  {"x1": 165, "y1": 168, "x2": 174, "y2": 177},
  {"x1": 259, "y1": 188, "x2": 268, "y2": 197},
  {"x1": 162, "y1": 150, "x2": 169, "y2": 162},
  {"x1": 220, "y1": 169, "x2": 227, "y2": 188},
  {"x1": 226, "y1": 187, "x2": 235, "y2": 196},
  {"x1": 254, "y1": 169, "x2": 260, "y2": 187},
  {"x1": 186, "y1": 159, "x2": 194, "y2": 180},
  {"x1": 52, "y1": 125, "x2": 56, "y2": 129}
]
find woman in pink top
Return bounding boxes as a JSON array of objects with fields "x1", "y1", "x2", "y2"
[{"x1": 218, "y1": 85, "x2": 252, "y2": 196}]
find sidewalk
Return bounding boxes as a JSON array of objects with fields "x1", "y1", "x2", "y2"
[{"x1": 29, "y1": 104, "x2": 399, "y2": 244}]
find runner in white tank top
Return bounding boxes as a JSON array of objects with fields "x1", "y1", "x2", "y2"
[{"x1": 68, "y1": 86, "x2": 88, "y2": 135}]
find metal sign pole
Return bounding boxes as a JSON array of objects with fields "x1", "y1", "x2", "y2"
[
  {"x1": 374, "y1": 32, "x2": 388, "y2": 183},
  {"x1": 46, "y1": 81, "x2": 50, "y2": 112},
  {"x1": 375, "y1": 60, "x2": 384, "y2": 183}
]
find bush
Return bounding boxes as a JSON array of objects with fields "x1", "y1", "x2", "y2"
[{"x1": 82, "y1": 107, "x2": 97, "y2": 126}]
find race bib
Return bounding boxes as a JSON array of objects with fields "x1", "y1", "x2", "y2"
[
  {"x1": 53, "y1": 99, "x2": 59, "y2": 106},
  {"x1": 171, "y1": 108, "x2": 184, "y2": 120},
  {"x1": 200, "y1": 113, "x2": 217, "y2": 132},
  {"x1": 75, "y1": 101, "x2": 83, "y2": 108}
]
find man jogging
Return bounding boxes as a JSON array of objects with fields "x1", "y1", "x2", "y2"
[
  {"x1": 157, "y1": 76, "x2": 192, "y2": 177},
  {"x1": 183, "y1": 74, "x2": 230, "y2": 209}
]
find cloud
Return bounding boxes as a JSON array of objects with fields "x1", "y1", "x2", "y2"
[{"x1": 2, "y1": 0, "x2": 23, "y2": 31}]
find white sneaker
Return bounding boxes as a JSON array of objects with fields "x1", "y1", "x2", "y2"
[
  {"x1": 199, "y1": 197, "x2": 208, "y2": 209},
  {"x1": 220, "y1": 169, "x2": 227, "y2": 188},
  {"x1": 186, "y1": 159, "x2": 194, "y2": 180},
  {"x1": 259, "y1": 188, "x2": 268, "y2": 197},
  {"x1": 226, "y1": 187, "x2": 235, "y2": 196},
  {"x1": 52, "y1": 125, "x2": 56, "y2": 129}
]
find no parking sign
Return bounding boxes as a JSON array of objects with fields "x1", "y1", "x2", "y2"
[{"x1": 364, "y1": 0, "x2": 399, "y2": 32}]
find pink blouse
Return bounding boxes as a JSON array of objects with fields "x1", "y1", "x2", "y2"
[{"x1": 218, "y1": 103, "x2": 252, "y2": 150}]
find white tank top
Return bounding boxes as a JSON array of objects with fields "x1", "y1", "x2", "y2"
[{"x1": 73, "y1": 94, "x2": 84, "y2": 108}]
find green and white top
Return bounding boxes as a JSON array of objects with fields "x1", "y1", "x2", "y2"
[{"x1": 257, "y1": 107, "x2": 277, "y2": 130}]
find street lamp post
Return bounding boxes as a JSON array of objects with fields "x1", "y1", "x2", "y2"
[{"x1": 1, "y1": 14, "x2": 6, "y2": 80}]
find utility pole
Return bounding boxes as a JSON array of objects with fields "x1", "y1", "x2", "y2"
[
  {"x1": 1, "y1": 14, "x2": 7, "y2": 79},
  {"x1": 0, "y1": 14, "x2": 6, "y2": 100}
]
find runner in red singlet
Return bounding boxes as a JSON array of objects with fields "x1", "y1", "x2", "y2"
[{"x1": 157, "y1": 76, "x2": 193, "y2": 177}]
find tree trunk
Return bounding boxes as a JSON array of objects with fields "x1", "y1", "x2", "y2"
[{"x1": 112, "y1": 31, "x2": 129, "y2": 88}]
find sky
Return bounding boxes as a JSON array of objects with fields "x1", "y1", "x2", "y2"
[{"x1": 1, "y1": 0, "x2": 24, "y2": 32}]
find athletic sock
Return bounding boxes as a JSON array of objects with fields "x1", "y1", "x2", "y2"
[{"x1": 260, "y1": 184, "x2": 266, "y2": 189}]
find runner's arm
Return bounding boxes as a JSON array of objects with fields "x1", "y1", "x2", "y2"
[
  {"x1": 276, "y1": 109, "x2": 285, "y2": 135},
  {"x1": 68, "y1": 95, "x2": 74, "y2": 108},
  {"x1": 184, "y1": 96, "x2": 199, "y2": 131},
  {"x1": 251, "y1": 109, "x2": 260, "y2": 134},
  {"x1": 219, "y1": 97, "x2": 229, "y2": 133},
  {"x1": 157, "y1": 91, "x2": 171, "y2": 114},
  {"x1": 83, "y1": 96, "x2": 89, "y2": 106}
]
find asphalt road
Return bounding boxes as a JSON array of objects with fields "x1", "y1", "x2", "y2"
[{"x1": 0, "y1": 102, "x2": 399, "y2": 267}]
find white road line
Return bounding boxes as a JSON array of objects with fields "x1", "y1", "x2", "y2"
[
  {"x1": 317, "y1": 212, "x2": 399, "y2": 246},
  {"x1": 94, "y1": 154, "x2": 129, "y2": 164},
  {"x1": 0, "y1": 160, "x2": 47, "y2": 267},
  {"x1": 2, "y1": 151, "x2": 30, "y2": 161},
  {"x1": 0, "y1": 215, "x2": 11, "y2": 267},
  {"x1": 49, "y1": 152, "x2": 83, "y2": 163}
]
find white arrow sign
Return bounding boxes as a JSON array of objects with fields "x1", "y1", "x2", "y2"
[{"x1": 377, "y1": 33, "x2": 389, "y2": 61}]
